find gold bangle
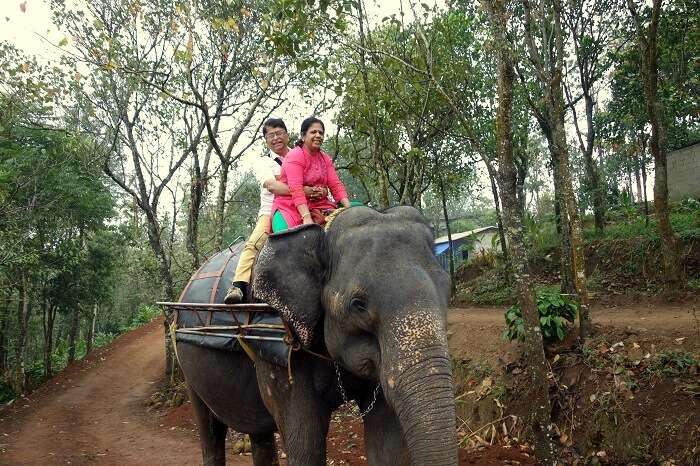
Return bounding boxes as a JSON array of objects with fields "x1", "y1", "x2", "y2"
[{"x1": 302, "y1": 213, "x2": 311, "y2": 218}]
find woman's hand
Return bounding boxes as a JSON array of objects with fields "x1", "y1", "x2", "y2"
[
  {"x1": 303, "y1": 186, "x2": 328, "y2": 200},
  {"x1": 301, "y1": 213, "x2": 314, "y2": 225}
]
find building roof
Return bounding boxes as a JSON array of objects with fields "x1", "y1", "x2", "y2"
[
  {"x1": 434, "y1": 226, "x2": 498, "y2": 244},
  {"x1": 668, "y1": 140, "x2": 700, "y2": 154}
]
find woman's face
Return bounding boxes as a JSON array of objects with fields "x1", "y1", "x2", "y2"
[{"x1": 302, "y1": 122, "x2": 325, "y2": 151}]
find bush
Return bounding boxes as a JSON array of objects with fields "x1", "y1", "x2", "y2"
[
  {"x1": 456, "y1": 268, "x2": 514, "y2": 305},
  {"x1": 525, "y1": 214, "x2": 559, "y2": 257},
  {"x1": 0, "y1": 379, "x2": 15, "y2": 403},
  {"x1": 119, "y1": 304, "x2": 160, "y2": 332},
  {"x1": 651, "y1": 351, "x2": 698, "y2": 376},
  {"x1": 502, "y1": 290, "x2": 578, "y2": 342},
  {"x1": 94, "y1": 332, "x2": 117, "y2": 347}
]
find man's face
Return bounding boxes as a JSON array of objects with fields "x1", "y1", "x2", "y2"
[{"x1": 264, "y1": 126, "x2": 289, "y2": 155}]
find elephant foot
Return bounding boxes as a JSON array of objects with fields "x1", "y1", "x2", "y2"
[{"x1": 250, "y1": 432, "x2": 279, "y2": 465}]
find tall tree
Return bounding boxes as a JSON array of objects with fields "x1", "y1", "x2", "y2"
[
  {"x1": 520, "y1": 0, "x2": 591, "y2": 337},
  {"x1": 483, "y1": 0, "x2": 555, "y2": 460},
  {"x1": 627, "y1": 0, "x2": 682, "y2": 284},
  {"x1": 562, "y1": 0, "x2": 621, "y2": 233}
]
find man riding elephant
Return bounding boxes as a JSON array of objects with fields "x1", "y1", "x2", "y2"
[
  {"x1": 224, "y1": 118, "x2": 329, "y2": 304},
  {"x1": 178, "y1": 206, "x2": 458, "y2": 466}
]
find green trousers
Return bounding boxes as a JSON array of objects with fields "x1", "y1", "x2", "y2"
[{"x1": 271, "y1": 211, "x2": 289, "y2": 232}]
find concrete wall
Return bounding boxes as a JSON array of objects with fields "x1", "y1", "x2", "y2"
[
  {"x1": 668, "y1": 143, "x2": 700, "y2": 200},
  {"x1": 471, "y1": 231, "x2": 497, "y2": 255}
]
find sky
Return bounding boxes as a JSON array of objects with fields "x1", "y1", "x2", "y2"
[
  {"x1": 0, "y1": 0, "x2": 451, "y2": 182},
  {"x1": 3, "y1": 0, "x2": 648, "y2": 217}
]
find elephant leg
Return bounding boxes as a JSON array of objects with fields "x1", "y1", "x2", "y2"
[
  {"x1": 250, "y1": 432, "x2": 279, "y2": 466},
  {"x1": 255, "y1": 358, "x2": 331, "y2": 466},
  {"x1": 189, "y1": 388, "x2": 228, "y2": 466},
  {"x1": 362, "y1": 396, "x2": 410, "y2": 466}
]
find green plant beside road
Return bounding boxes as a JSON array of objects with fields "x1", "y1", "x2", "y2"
[{"x1": 502, "y1": 290, "x2": 578, "y2": 342}]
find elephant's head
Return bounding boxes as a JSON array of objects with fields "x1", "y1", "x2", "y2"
[{"x1": 253, "y1": 206, "x2": 457, "y2": 466}]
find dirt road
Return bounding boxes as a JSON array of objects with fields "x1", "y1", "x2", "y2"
[
  {"x1": 1, "y1": 301, "x2": 697, "y2": 465},
  {"x1": 447, "y1": 302, "x2": 700, "y2": 363},
  {"x1": 0, "y1": 321, "x2": 249, "y2": 466}
]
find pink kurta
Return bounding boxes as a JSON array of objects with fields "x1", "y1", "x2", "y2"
[{"x1": 271, "y1": 146, "x2": 348, "y2": 228}]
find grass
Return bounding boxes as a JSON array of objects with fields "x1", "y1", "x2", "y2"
[
  {"x1": 454, "y1": 198, "x2": 700, "y2": 305},
  {"x1": 455, "y1": 269, "x2": 514, "y2": 305},
  {"x1": 585, "y1": 198, "x2": 700, "y2": 242}
]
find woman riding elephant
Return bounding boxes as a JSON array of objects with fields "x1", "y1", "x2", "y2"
[
  {"x1": 176, "y1": 206, "x2": 458, "y2": 466},
  {"x1": 270, "y1": 116, "x2": 351, "y2": 232}
]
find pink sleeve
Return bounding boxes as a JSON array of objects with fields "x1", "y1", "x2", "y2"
[
  {"x1": 284, "y1": 148, "x2": 308, "y2": 207},
  {"x1": 324, "y1": 153, "x2": 348, "y2": 201}
]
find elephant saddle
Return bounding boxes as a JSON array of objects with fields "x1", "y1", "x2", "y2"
[{"x1": 160, "y1": 244, "x2": 295, "y2": 368}]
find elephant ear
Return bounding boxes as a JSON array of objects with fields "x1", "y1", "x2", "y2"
[{"x1": 252, "y1": 224, "x2": 325, "y2": 347}]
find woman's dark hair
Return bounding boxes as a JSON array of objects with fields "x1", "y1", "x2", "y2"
[
  {"x1": 295, "y1": 116, "x2": 325, "y2": 147},
  {"x1": 262, "y1": 118, "x2": 287, "y2": 137}
]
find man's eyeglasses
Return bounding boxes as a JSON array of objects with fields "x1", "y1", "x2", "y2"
[{"x1": 264, "y1": 130, "x2": 287, "y2": 140}]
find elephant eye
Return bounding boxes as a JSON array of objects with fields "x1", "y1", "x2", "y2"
[{"x1": 349, "y1": 297, "x2": 367, "y2": 313}]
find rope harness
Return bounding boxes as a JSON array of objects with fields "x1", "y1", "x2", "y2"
[{"x1": 161, "y1": 300, "x2": 381, "y2": 418}]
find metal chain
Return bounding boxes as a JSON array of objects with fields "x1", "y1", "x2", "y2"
[{"x1": 334, "y1": 362, "x2": 381, "y2": 418}]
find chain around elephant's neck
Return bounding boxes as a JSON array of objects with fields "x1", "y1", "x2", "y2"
[{"x1": 334, "y1": 362, "x2": 381, "y2": 418}]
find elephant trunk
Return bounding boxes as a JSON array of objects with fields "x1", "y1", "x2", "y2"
[{"x1": 383, "y1": 345, "x2": 458, "y2": 466}]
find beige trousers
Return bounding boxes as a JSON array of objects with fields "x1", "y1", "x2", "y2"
[{"x1": 233, "y1": 214, "x2": 270, "y2": 284}]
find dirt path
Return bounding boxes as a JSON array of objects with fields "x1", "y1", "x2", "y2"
[
  {"x1": 1, "y1": 301, "x2": 697, "y2": 466},
  {"x1": 447, "y1": 301, "x2": 700, "y2": 364},
  {"x1": 0, "y1": 320, "x2": 249, "y2": 466}
]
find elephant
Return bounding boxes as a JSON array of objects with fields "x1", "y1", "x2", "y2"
[{"x1": 175, "y1": 206, "x2": 458, "y2": 466}]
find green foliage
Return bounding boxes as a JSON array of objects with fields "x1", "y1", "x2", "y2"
[
  {"x1": 456, "y1": 269, "x2": 514, "y2": 305},
  {"x1": 120, "y1": 305, "x2": 161, "y2": 332},
  {"x1": 650, "y1": 351, "x2": 698, "y2": 377},
  {"x1": 0, "y1": 380, "x2": 15, "y2": 404},
  {"x1": 587, "y1": 200, "x2": 700, "y2": 242},
  {"x1": 502, "y1": 291, "x2": 578, "y2": 342},
  {"x1": 524, "y1": 213, "x2": 559, "y2": 257}
]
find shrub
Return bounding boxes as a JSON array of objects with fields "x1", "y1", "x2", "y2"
[
  {"x1": 0, "y1": 379, "x2": 15, "y2": 403},
  {"x1": 458, "y1": 269, "x2": 514, "y2": 305},
  {"x1": 502, "y1": 290, "x2": 578, "y2": 342},
  {"x1": 94, "y1": 332, "x2": 117, "y2": 347},
  {"x1": 120, "y1": 304, "x2": 160, "y2": 332},
  {"x1": 650, "y1": 351, "x2": 698, "y2": 377}
]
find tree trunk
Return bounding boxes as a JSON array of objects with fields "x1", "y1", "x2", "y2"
[
  {"x1": 439, "y1": 177, "x2": 456, "y2": 296},
  {"x1": 145, "y1": 210, "x2": 175, "y2": 299},
  {"x1": 163, "y1": 315, "x2": 182, "y2": 384},
  {"x1": 641, "y1": 149, "x2": 650, "y2": 226},
  {"x1": 628, "y1": 0, "x2": 682, "y2": 284},
  {"x1": 581, "y1": 91, "x2": 606, "y2": 233},
  {"x1": 549, "y1": 0, "x2": 591, "y2": 339},
  {"x1": 86, "y1": 303, "x2": 98, "y2": 354},
  {"x1": 41, "y1": 299, "x2": 57, "y2": 378},
  {"x1": 626, "y1": 158, "x2": 634, "y2": 200},
  {"x1": 487, "y1": 165, "x2": 512, "y2": 279},
  {"x1": 67, "y1": 306, "x2": 81, "y2": 364},
  {"x1": 186, "y1": 172, "x2": 203, "y2": 270},
  {"x1": 13, "y1": 279, "x2": 31, "y2": 395},
  {"x1": 0, "y1": 291, "x2": 9, "y2": 374},
  {"x1": 487, "y1": 1, "x2": 555, "y2": 461},
  {"x1": 549, "y1": 145, "x2": 575, "y2": 294},
  {"x1": 214, "y1": 160, "x2": 230, "y2": 252},
  {"x1": 515, "y1": 154, "x2": 528, "y2": 221},
  {"x1": 634, "y1": 152, "x2": 643, "y2": 203}
]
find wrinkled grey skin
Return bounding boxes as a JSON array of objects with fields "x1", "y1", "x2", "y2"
[{"x1": 177, "y1": 206, "x2": 457, "y2": 466}]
